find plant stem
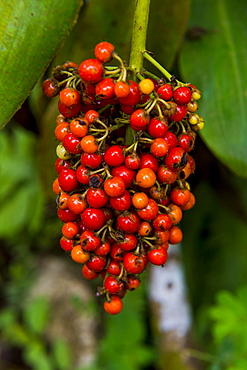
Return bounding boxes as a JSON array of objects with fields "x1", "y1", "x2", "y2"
[
  {"x1": 126, "y1": 0, "x2": 151, "y2": 146},
  {"x1": 143, "y1": 51, "x2": 187, "y2": 86},
  {"x1": 129, "y1": 0, "x2": 151, "y2": 79}
]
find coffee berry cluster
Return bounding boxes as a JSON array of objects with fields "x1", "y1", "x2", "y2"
[{"x1": 43, "y1": 41, "x2": 204, "y2": 315}]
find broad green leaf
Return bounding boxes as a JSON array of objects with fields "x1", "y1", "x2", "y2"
[
  {"x1": 0, "y1": 0, "x2": 83, "y2": 129},
  {"x1": 179, "y1": 0, "x2": 247, "y2": 177},
  {"x1": 147, "y1": 0, "x2": 191, "y2": 70}
]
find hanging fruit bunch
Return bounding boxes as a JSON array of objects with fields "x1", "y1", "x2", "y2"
[{"x1": 42, "y1": 41, "x2": 204, "y2": 315}]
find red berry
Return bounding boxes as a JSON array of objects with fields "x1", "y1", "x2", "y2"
[
  {"x1": 104, "y1": 176, "x2": 125, "y2": 197},
  {"x1": 103, "y1": 295, "x2": 123, "y2": 315},
  {"x1": 165, "y1": 147, "x2": 188, "y2": 171},
  {"x1": 123, "y1": 252, "x2": 145, "y2": 274},
  {"x1": 63, "y1": 132, "x2": 82, "y2": 154},
  {"x1": 118, "y1": 80, "x2": 141, "y2": 106},
  {"x1": 173, "y1": 86, "x2": 192, "y2": 105},
  {"x1": 42, "y1": 78, "x2": 59, "y2": 97},
  {"x1": 152, "y1": 214, "x2": 172, "y2": 231},
  {"x1": 81, "y1": 208, "x2": 105, "y2": 230},
  {"x1": 80, "y1": 230, "x2": 101, "y2": 251},
  {"x1": 114, "y1": 81, "x2": 130, "y2": 98},
  {"x1": 94, "y1": 41, "x2": 115, "y2": 63},
  {"x1": 78, "y1": 58, "x2": 103, "y2": 83},
  {"x1": 147, "y1": 117, "x2": 168, "y2": 138},
  {"x1": 170, "y1": 105, "x2": 187, "y2": 122},
  {"x1": 136, "y1": 198, "x2": 159, "y2": 220},
  {"x1": 86, "y1": 188, "x2": 109, "y2": 208},
  {"x1": 109, "y1": 189, "x2": 132, "y2": 211},
  {"x1": 117, "y1": 211, "x2": 140, "y2": 233},
  {"x1": 147, "y1": 247, "x2": 168, "y2": 265},
  {"x1": 58, "y1": 169, "x2": 79, "y2": 192},
  {"x1": 111, "y1": 165, "x2": 136, "y2": 188},
  {"x1": 104, "y1": 145, "x2": 125, "y2": 167},
  {"x1": 104, "y1": 275, "x2": 124, "y2": 294},
  {"x1": 96, "y1": 78, "x2": 116, "y2": 100},
  {"x1": 59, "y1": 87, "x2": 80, "y2": 107},
  {"x1": 130, "y1": 109, "x2": 149, "y2": 128},
  {"x1": 157, "y1": 83, "x2": 173, "y2": 100}
]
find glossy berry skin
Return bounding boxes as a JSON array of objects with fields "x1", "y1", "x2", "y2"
[
  {"x1": 71, "y1": 245, "x2": 90, "y2": 264},
  {"x1": 123, "y1": 252, "x2": 145, "y2": 274},
  {"x1": 169, "y1": 225, "x2": 183, "y2": 244},
  {"x1": 138, "y1": 221, "x2": 152, "y2": 236},
  {"x1": 170, "y1": 187, "x2": 191, "y2": 206},
  {"x1": 132, "y1": 192, "x2": 149, "y2": 209},
  {"x1": 86, "y1": 255, "x2": 107, "y2": 272},
  {"x1": 103, "y1": 295, "x2": 123, "y2": 315},
  {"x1": 104, "y1": 145, "x2": 125, "y2": 167},
  {"x1": 68, "y1": 193, "x2": 87, "y2": 214},
  {"x1": 55, "y1": 158, "x2": 71, "y2": 174},
  {"x1": 70, "y1": 117, "x2": 89, "y2": 137},
  {"x1": 178, "y1": 132, "x2": 195, "y2": 152},
  {"x1": 94, "y1": 241, "x2": 111, "y2": 256},
  {"x1": 139, "y1": 78, "x2": 154, "y2": 95},
  {"x1": 140, "y1": 153, "x2": 159, "y2": 173},
  {"x1": 167, "y1": 204, "x2": 183, "y2": 225},
  {"x1": 85, "y1": 109, "x2": 99, "y2": 124},
  {"x1": 126, "y1": 276, "x2": 141, "y2": 291},
  {"x1": 86, "y1": 188, "x2": 109, "y2": 208},
  {"x1": 58, "y1": 168, "x2": 79, "y2": 192},
  {"x1": 157, "y1": 165, "x2": 177, "y2": 184},
  {"x1": 111, "y1": 165, "x2": 136, "y2": 188},
  {"x1": 170, "y1": 105, "x2": 187, "y2": 122},
  {"x1": 109, "y1": 189, "x2": 132, "y2": 211},
  {"x1": 147, "y1": 117, "x2": 168, "y2": 138},
  {"x1": 181, "y1": 192, "x2": 196, "y2": 210},
  {"x1": 164, "y1": 131, "x2": 178, "y2": 148},
  {"x1": 152, "y1": 214, "x2": 172, "y2": 231},
  {"x1": 80, "y1": 230, "x2": 101, "y2": 251},
  {"x1": 59, "y1": 87, "x2": 80, "y2": 107},
  {"x1": 147, "y1": 247, "x2": 168, "y2": 265},
  {"x1": 114, "y1": 81, "x2": 130, "y2": 98},
  {"x1": 63, "y1": 132, "x2": 82, "y2": 154},
  {"x1": 117, "y1": 211, "x2": 140, "y2": 233},
  {"x1": 95, "y1": 78, "x2": 116, "y2": 100},
  {"x1": 78, "y1": 58, "x2": 103, "y2": 83},
  {"x1": 81, "y1": 207, "x2": 105, "y2": 230},
  {"x1": 62, "y1": 222, "x2": 79, "y2": 238},
  {"x1": 76, "y1": 165, "x2": 90, "y2": 185},
  {"x1": 118, "y1": 80, "x2": 141, "y2": 106},
  {"x1": 54, "y1": 122, "x2": 70, "y2": 142},
  {"x1": 125, "y1": 153, "x2": 141, "y2": 170},
  {"x1": 157, "y1": 83, "x2": 173, "y2": 100},
  {"x1": 130, "y1": 109, "x2": 149, "y2": 128},
  {"x1": 104, "y1": 275, "x2": 124, "y2": 294},
  {"x1": 165, "y1": 147, "x2": 188, "y2": 171},
  {"x1": 117, "y1": 233, "x2": 138, "y2": 251},
  {"x1": 60, "y1": 236, "x2": 74, "y2": 252},
  {"x1": 82, "y1": 264, "x2": 99, "y2": 280},
  {"x1": 58, "y1": 100, "x2": 81, "y2": 118},
  {"x1": 94, "y1": 41, "x2": 115, "y2": 63},
  {"x1": 136, "y1": 168, "x2": 156, "y2": 188},
  {"x1": 104, "y1": 176, "x2": 125, "y2": 197},
  {"x1": 42, "y1": 78, "x2": 59, "y2": 97},
  {"x1": 136, "y1": 198, "x2": 159, "y2": 221},
  {"x1": 80, "y1": 152, "x2": 102, "y2": 169},
  {"x1": 80, "y1": 135, "x2": 98, "y2": 153},
  {"x1": 107, "y1": 260, "x2": 121, "y2": 275},
  {"x1": 173, "y1": 86, "x2": 192, "y2": 105},
  {"x1": 57, "y1": 208, "x2": 79, "y2": 223},
  {"x1": 150, "y1": 138, "x2": 169, "y2": 158}
]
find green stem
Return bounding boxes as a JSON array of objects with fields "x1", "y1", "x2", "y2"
[
  {"x1": 143, "y1": 51, "x2": 187, "y2": 86},
  {"x1": 129, "y1": 0, "x2": 151, "y2": 79},
  {"x1": 126, "y1": 0, "x2": 151, "y2": 146}
]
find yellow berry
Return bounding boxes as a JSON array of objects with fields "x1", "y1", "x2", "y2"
[{"x1": 139, "y1": 78, "x2": 155, "y2": 95}]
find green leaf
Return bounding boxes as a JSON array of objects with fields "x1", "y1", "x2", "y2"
[
  {"x1": 52, "y1": 339, "x2": 73, "y2": 370},
  {"x1": 0, "y1": 0, "x2": 83, "y2": 129},
  {"x1": 23, "y1": 297, "x2": 50, "y2": 334},
  {"x1": 147, "y1": 0, "x2": 191, "y2": 70},
  {"x1": 179, "y1": 0, "x2": 247, "y2": 177},
  {"x1": 0, "y1": 124, "x2": 45, "y2": 238}
]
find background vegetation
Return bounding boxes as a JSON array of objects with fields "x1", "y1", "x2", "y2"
[{"x1": 0, "y1": 0, "x2": 247, "y2": 369}]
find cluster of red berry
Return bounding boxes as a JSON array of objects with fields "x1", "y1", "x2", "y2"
[{"x1": 43, "y1": 42, "x2": 204, "y2": 315}]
